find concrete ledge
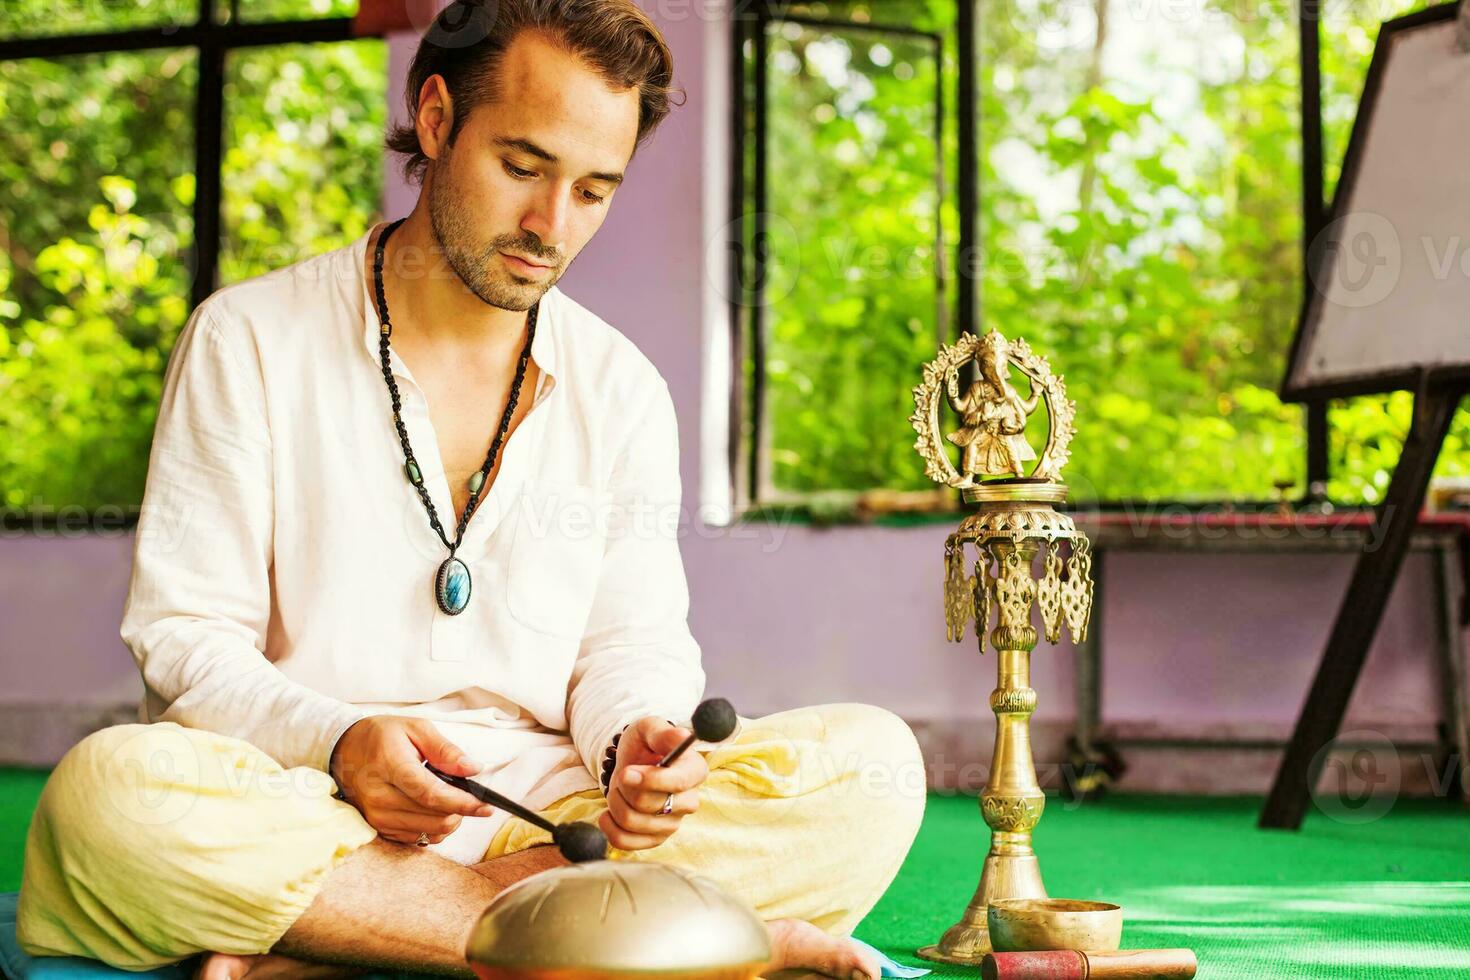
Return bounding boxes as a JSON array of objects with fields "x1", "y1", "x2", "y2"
[
  {"x1": 0, "y1": 701, "x2": 139, "y2": 768},
  {"x1": 910, "y1": 717, "x2": 1461, "y2": 799}
]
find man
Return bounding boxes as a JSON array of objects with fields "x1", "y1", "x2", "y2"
[{"x1": 17, "y1": 2, "x2": 926, "y2": 977}]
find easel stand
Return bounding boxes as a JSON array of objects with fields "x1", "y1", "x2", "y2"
[{"x1": 1261, "y1": 385, "x2": 1467, "y2": 829}]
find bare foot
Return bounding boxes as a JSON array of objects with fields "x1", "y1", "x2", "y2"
[
  {"x1": 762, "y1": 918, "x2": 882, "y2": 980},
  {"x1": 194, "y1": 951, "x2": 362, "y2": 979}
]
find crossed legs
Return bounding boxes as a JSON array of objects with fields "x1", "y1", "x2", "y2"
[{"x1": 18, "y1": 704, "x2": 926, "y2": 978}]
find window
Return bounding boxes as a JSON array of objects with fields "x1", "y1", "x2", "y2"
[
  {"x1": 0, "y1": 2, "x2": 386, "y2": 517},
  {"x1": 0, "y1": 48, "x2": 196, "y2": 514},
  {"x1": 978, "y1": 0, "x2": 1303, "y2": 502},
  {"x1": 0, "y1": 1, "x2": 195, "y2": 39},
  {"x1": 236, "y1": 0, "x2": 360, "y2": 21},
  {"x1": 733, "y1": 1, "x2": 958, "y2": 501},
  {"x1": 222, "y1": 42, "x2": 387, "y2": 284},
  {"x1": 732, "y1": 0, "x2": 1468, "y2": 507}
]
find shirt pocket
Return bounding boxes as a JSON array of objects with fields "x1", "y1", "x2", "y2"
[{"x1": 505, "y1": 480, "x2": 606, "y2": 639}]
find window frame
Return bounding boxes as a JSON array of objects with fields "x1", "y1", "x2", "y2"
[
  {"x1": 729, "y1": 0, "x2": 1341, "y2": 513},
  {"x1": 0, "y1": 0, "x2": 387, "y2": 534},
  {"x1": 729, "y1": 1, "x2": 948, "y2": 506}
]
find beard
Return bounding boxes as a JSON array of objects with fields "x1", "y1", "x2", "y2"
[{"x1": 426, "y1": 153, "x2": 564, "y2": 312}]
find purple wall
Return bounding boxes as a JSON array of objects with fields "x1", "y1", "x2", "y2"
[
  {"x1": 380, "y1": 11, "x2": 1455, "y2": 738},
  {"x1": 0, "y1": 533, "x2": 140, "y2": 706},
  {"x1": 0, "y1": 7, "x2": 1458, "y2": 781}
]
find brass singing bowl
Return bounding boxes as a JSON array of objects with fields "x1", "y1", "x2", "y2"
[
  {"x1": 466, "y1": 859, "x2": 772, "y2": 979},
  {"x1": 986, "y1": 898, "x2": 1123, "y2": 953}
]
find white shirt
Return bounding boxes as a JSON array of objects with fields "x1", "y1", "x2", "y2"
[{"x1": 120, "y1": 223, "x2": 707, "y2": 862}]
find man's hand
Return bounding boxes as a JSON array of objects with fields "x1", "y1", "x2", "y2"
[
  {"x1": 329, "y1": 716, "x2": 493, "y2": 846},
  {"x1": 602, "y1": 716, "x2": 709, "y2": 851}
]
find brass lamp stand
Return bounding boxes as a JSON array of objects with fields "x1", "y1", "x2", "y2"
[{"x1": 908, "y1": 331, "x2": 1095, "y2": 966}]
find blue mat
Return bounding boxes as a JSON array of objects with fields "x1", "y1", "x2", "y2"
[
  {"x1": 2, "y1": 892, "x2": 925, "y2": 979},
  {"x1": 0, "y1": 892, "x2": 191, "y2": 979},
  {"x1": 0, "y1": 892, "x2": 401, "y2": 979}
]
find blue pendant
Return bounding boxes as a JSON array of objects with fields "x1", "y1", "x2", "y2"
[{"x1": 435, "y1": 557, "x2": 471, "y2": 615}]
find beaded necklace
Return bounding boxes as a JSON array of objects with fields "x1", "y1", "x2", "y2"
[{"x1": 371, "y1": 217, "x2": 537, "y2": 615}]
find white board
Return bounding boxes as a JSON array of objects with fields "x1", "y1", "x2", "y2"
[{"x1": 1284, "y1": 6, "x2": 1470, "y2": 399}]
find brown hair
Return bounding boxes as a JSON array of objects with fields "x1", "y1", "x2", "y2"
[{"x1": 385, "y1": 0, "x2": 682, "y2": 185}]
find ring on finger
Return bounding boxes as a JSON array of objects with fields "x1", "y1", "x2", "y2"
[
  {"x1": 415, "y1": 832, "x2": 431, "y2": 847},
  {"x1": 660, "y1": 793, "x2": 674, "y2": 816}
]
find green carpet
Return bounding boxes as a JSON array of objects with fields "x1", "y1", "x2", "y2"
[
  {"x1": 0, "y1": 769, "x2": 46, "y2": 892},
  {"x1": 858, "y1": 792, "x2": 1470, "y2": 979},
  {"x1": 3, "y1": 770, "x2": 1467, "y2": 978}
]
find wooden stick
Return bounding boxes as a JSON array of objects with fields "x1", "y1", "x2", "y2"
[
  {"x1": 423, "y1": 762, "x2": 555, "y2": 834},
  {"x1": 981, "y1": 948, "x2": 1198, "y2": 980}
]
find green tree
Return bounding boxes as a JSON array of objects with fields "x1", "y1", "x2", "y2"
[
  {"x1": 761, "y1": 4, "x2": 955, "y2": 495},
  {"x1": 751, "y1": 0, "x2": 1465, "y2": 504},
  {"x1": 0, "y1": 19, "x2": 384, "y2": 511}
]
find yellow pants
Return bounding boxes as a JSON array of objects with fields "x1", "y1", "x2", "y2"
[{"x1": 17, "y1": 703, "x2": 927, "y2": 971}]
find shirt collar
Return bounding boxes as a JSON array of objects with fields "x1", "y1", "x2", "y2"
[{"x1": 356, "y1": 222, "x2": 560, "y2": 385}]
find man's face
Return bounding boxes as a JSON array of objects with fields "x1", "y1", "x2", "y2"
[{"x1": 426, "y1": 30, "x2": 641, "y2": 311}]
